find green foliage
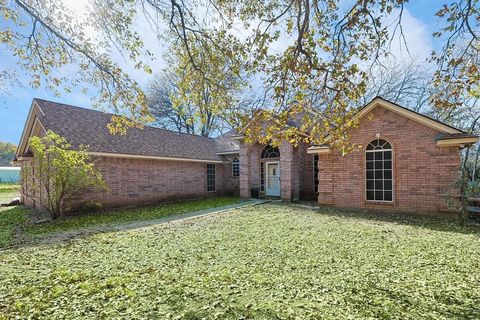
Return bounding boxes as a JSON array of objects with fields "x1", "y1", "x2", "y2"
[
  {"x1": 26, "y1": 196, "x2": 240, "y2": 236},
  {"x1": 0, "y1": 0, "x2": 153, "y2": 133},
  {"x1": 25, "y1": 131, "x2": 107, "y2": 219},
  {"x1": 465, "y1": 179, "x2": 480, "y2": 197},
  {"x1": 0, "y1": 141, "x2": 16, "y2": 166},
  {"x1": 431, "y1": 0, "x2": 480, "y2": 111},
  {"x1": 447, "y1": 174, "x2": 480, "y2": 215},
  {"x1": 0, "y1": 204, "x2": 478, "y2": 318},
  {"x1": 1, "y1": 0, "x2": 478, "y2": 147}
]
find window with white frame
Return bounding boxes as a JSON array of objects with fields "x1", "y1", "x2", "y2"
[
  {"x1": 366, "y1": 139, "x2": 393, "y2": 202},
  {"x1": 207, "y1": 164, "x2": 216, "y2": 191},
  {"x1": 313, "y1": 154, "x2": 319, "y2": 193},
  {"x1": 232, "y1": 157, "x2": 239, "y2": 177}
]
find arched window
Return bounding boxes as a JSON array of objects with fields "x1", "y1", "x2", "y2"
[
  {"x1": 261, "y1": 145, "x2": 280, "y2": 158},
  {"x1": 366, "y1": 139, "x2": 393, "y2": 202},
  {"x1": 232, "y1": 157, "x2": 240, "y2": 177}
]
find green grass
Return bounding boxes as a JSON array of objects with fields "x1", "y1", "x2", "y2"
[
  {"x1": 0, "y1": 203, "x2": 479, "y2": 319},
  {"x1": 0, "y1": 192, "x2": 18, "y2": 205},
  {"x1": 0, "y1": 184, "x2": 19, "y2": 196},
  {"x1": 25, "y1": 196, "x2": 241, "y2": 236}
]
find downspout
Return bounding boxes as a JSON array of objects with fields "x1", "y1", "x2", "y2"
[{"x1": 473, "y1": 143, "x2": 480, "y2": 182}]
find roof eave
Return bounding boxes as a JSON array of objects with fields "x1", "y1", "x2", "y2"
[
  {"x1": 436, "y1": 137, "x2": 479, "y2": 147},
  {"x1": 216, "y1": 150, "x2": 240, "y2": 155},
  {"x1": 306, "y1": 146, "x2": 331, "y2": 154},
  {"x1": 88, "y1": 152, "x2": 227, "y2": 163}
]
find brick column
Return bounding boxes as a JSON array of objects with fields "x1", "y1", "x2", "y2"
[
  {"x1": 318, "y1": 153, "x2": 334, "y2": 205},
  {"x1": 279, "y1": 141, "x2": 299, "y2": 201},
  {"x1": 239, "y1": 141, "x2": 251, "y2": 198}
]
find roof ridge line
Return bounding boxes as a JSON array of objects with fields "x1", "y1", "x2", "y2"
[{"x1": 33, "y1": 98, "x2": 226, "y2": 141}]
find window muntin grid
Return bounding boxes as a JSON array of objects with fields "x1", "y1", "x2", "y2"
[
  {"x1": 207, "y1": 164, "x2": 216, "y2": 192},
  {"x1": 260, "y1": 162, "x2": 265, "y2": 191},
  {"x1": 366, "y1": 139, "x2": 393, "y2": 202},
  {"x1": 313, "y1": 155, "x2": 319, "y2": 193},
  {"x1": 232, "y1": 158, "x2": 240, "y2": 177},
  {"x1": 261, "y1": 145, "x2": 280, "y2": 158}
]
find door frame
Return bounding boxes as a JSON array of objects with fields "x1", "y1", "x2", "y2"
[{"x1": 265, "y1": 161, "x2": 280, "y2": 196}]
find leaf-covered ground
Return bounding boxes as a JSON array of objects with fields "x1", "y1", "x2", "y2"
[
  {"x1": 25, "y1": 196, "x2": 241, "y2": 237},
  {"x1": 0, "y1": 185, "x2": 26, "y2": 247},
  {"x1": 0, "y1": 206, "x2": 28, "y2": 247},
  {"x1": 0, "y1": 204, "x2": 479, "y2": 319}
]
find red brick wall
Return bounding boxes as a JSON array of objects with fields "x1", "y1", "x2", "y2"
[
  {"x1": 22, "y1": 157, "x2": 239, "y2": 210},
  {"x1": 317, "y1": 106, "x2": 461, "y2": 213},
  {"x1": 20, "y1": 159, "x2": 36, "y2": 207},
  {"x1": 240, "y1": 141, "x2": 317, "y2": 200},
  {"x1": 299, "y1": 142, "x2": 316, "y2": 200},
  {"x1": 240, "y1": 143, "x2": 263, "y2": 198}
]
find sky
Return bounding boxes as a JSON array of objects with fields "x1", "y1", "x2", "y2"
[{"x1": 0, "y1": 1, "x2": 449, "y2": 145}]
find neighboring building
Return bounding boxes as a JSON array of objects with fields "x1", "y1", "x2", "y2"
[
  {"x1": 15, "y1": 97, "x2": 478, "y2": 214},
  {"x1": 0, "y1": 167, "x2": 21, "y2": 183}
]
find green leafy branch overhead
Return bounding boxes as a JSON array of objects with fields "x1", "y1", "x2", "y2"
[{"x1": 0, "y1": 0, "x2": 478, "y2": 148}]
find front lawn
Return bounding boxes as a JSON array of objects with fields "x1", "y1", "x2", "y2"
[
  {"x1": 0, "y1": 183, "x2": 19, "y2": 204},
  {"x1": 0, "y1": 206, "x2": 28, "y2": 247},
  {"x1": 0, "y1": 184, "x2": 26, "y2": 247},
  {"x1": 0, "y1": 204, "x2": 479, "y2": 319}
]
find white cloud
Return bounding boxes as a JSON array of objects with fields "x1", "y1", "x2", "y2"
[{"x1": 384, "y1": 8, "x2": 433, "y2": 63}]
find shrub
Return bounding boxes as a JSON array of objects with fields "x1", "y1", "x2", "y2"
[{"x1": 22, "y1": 131, "x2": 107, "y2": 219}]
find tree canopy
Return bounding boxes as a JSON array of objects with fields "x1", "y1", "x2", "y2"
[
  {"x1": 0, "y1": 141, "x2": 16, "y2": 166},
  {"x1": 147, "y1": 39, "x2": 247, "y2": 137},
  {"x1": 1, "y1": 0, "x2": 478, "y2": 149}
]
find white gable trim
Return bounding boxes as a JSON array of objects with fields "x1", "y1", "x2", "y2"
[
  {"x1": 357, "y1": 97, "x2": 462, "y2": 134},
  {"x1": 15, "y1": 100, "x2": 45, "y2": 159},
  {"x1": 306, "y1": 146, "x2": 331, "y2": 154},
  {"x1": 436, "y1": 137, "x2": 478, "y2": 147}
]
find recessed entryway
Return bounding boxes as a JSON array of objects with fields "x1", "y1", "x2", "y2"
[{"x1": 266, "y1": 162, "x2": 280, "y2": 196}]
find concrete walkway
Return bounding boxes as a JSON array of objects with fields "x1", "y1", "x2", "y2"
[
  {"x1": 112, "y1": 198, "x2": 268, "y2": 232},
  {"x1": 24, "y1": 199, "x2": 268, "y2": 246}
]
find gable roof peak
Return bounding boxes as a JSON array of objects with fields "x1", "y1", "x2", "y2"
[{"x1": 358, "y1": 96, "x2": 465, "y2": 135}]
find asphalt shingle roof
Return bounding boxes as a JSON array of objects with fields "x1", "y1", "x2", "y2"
[
  {"x1": 34, "y1": 99, "x2": 239, "y2": 162},
  {"x1": 435, "y1": 132, "x2": 478, "y2": 141}
]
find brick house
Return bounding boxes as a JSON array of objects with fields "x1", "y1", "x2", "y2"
[
  {"x1": 15, "y1": 97, "x2": 478, "y2": 213},
  {"x1": 15, "y1": 99, "x2": 240, "y2": 209}
]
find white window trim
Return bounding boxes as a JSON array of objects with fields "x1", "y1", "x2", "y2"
[{"x1": 365, "y1": 142, "x2": 394, "y2": 203}]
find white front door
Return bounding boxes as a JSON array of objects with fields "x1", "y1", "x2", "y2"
[{"x1": 266, "y1": 162, "x2": 280, "y2": 196}]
